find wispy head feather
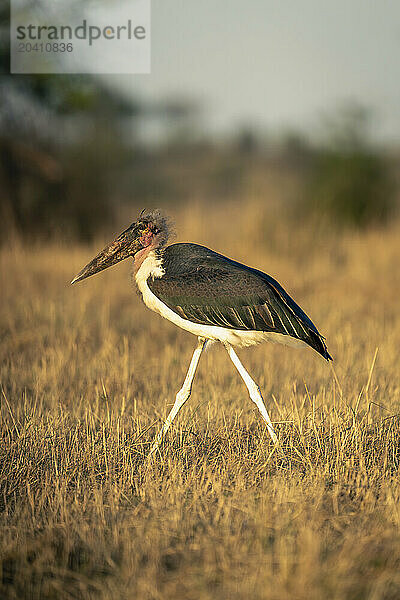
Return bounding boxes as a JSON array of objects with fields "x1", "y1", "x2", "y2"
[{"x1": 138, "y1": 208, "x2": 174, "y2": 246}]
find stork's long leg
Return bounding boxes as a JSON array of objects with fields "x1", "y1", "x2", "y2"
[
  {"x1": 149, "y1": 337, "x2": 207, "y2": 455},
  {"x1": 225, "y1": 345, "x2": 278, "y2": 444}
]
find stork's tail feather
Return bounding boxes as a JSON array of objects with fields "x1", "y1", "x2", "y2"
[{"x1": 308, "y1": 330, "x2": 333, "y2": 361}]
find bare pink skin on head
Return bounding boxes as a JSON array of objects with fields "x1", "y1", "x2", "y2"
[{"x1": 133, "y1": 229, "x2": 163, "y2": 274}]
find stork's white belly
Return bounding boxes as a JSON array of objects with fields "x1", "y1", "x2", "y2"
[{"x1": 135, "y1": 252, "x2": 308, "y2": 349}]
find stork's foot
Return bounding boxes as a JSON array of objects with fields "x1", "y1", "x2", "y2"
[
  {"x1": 146, "y1": 338, "x2": 207, "y2": 460},
  {"x1": 147, "y1": 433, "x2": 163, "y2": 458}
]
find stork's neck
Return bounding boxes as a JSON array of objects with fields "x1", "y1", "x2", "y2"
[{"x1": 134, "y1": 249, "x2": 165, "y2": 288}]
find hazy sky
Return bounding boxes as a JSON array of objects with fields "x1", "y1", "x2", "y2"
[{"x1": 117, "y1": 0, "x2": 400, "y2": 142}]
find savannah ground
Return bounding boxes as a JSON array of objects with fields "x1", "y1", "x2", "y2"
[{"x1": 1, "y1": 199, "x2": 400, "y2": 599}]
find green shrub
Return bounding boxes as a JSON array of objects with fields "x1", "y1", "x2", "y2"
[{"x1": 304, "y1": 106, "x2": 395, "y2": 227}]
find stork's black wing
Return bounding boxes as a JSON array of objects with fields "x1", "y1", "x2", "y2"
[{"x1": 149, "y1": 244, "x2": 332, "y2": 360}]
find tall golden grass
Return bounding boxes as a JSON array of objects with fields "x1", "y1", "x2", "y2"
[{"x1": 1, "y1": 199, "x2": 400, "y2": 599}]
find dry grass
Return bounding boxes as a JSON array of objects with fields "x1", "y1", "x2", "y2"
[{"x1": 1, "y1": 199, "x2": 400, "y2": 599}]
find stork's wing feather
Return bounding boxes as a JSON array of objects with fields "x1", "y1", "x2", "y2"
[{"x1": 149, "y1": 244, "x2": 332, "y2": 360}]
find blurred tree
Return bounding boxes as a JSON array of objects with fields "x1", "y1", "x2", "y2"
[
  {"x1": 304, "y1": 105, "x2": 395, "y2": 228},
  {"x1": 0, "y1": 0, "x2": 146, "y2": 241},
  {"x1": 0, "y1": 1, "x2": 183, "y2": 241},
  {"x1": 280, "y1": 129, "x2": 313, "y2": 170},
  {"x1": 235, "y1": 126, "x2": 259, "y2": 155},
  {"x1": 0, "y1": 0, "x2": 205, "y2": 241}
]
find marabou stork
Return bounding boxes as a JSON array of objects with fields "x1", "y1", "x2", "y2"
[{"x1": 72, "y1": 210, "x2": 331, "y2": 453}]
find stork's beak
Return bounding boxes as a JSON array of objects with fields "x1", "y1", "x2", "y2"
[{"x1": 71, "y1": 223, "x2": 142, "y2": 285}]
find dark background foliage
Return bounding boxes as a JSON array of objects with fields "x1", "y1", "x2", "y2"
[{"x1": 1, "y1": 2, "x2": 398, "y2": 242}]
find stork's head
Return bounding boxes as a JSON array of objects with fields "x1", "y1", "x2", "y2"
[{"x1": 71, "y1": 209, "x2": 170, "y2": 284}]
